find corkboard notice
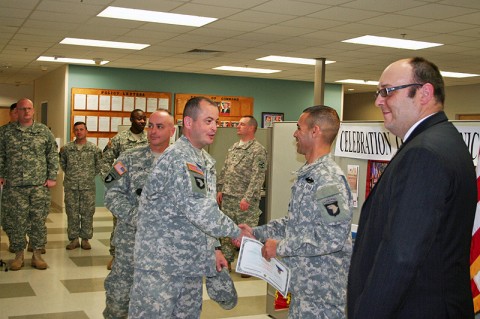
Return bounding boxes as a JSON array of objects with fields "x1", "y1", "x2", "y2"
[
  {"x1": 71, "y1": 88, "x2": 171, "y2": 150},
  {"x1": 174, "y1": 93, "x2": 254, "y2": 127}
]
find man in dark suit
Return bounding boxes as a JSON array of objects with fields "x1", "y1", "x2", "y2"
[{"x1": 347, "y1": 57, "x2": 477, "y2": 319}]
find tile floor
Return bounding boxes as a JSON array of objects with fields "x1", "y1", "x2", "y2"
[{"x1": 0, "y1": 207, "x2": 274, "y2": 319}]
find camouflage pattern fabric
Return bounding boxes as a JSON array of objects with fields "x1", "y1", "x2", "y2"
[
  {"x1": 0, "y1": 121, "x2": 58, "y2": 186},
  {"x1": 0, "y1": 121, "x2": 16, "y2": 234},
  {"x1": 219, "y1": 194, "x2": 261, "y2": 262},
  {"x1": 253, "y1": 154, "x2": 353, "y2": 319},
  {"x1": 217, "y1": 139, "x2": 267, "y2": 203},
  {"x1": 217, "y1": 139, "x2": 267, "y2": 262},
  {"x1": 0, "y1": 121, "x2": 58, "y2": 252},
  {"x1": 100, "y1": 129, "x2": 147, "y2": 257},
  {"x1": 3, "y1": 186, "x2": 50, "y2": 252},
  {"x1": 206, "y1": 267, "x2": 238, "y2": 310},
  {"x1": 60, "y1": 141, "x2": 102, "y2": 240},
  {"x1": 129, "y1": 271, "x2": 203, "y2": 319},
  {"x1": 128, "y1": 136, "x2": 240, "y2": 318},
  {"x1": 102, "y1": 145, "x2": 156, "y2": 319},
  {"x1": 100, "y1": 129, "x2": 148, "y2": 178}
]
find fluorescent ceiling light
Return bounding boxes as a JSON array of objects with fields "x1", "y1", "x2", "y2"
[
  {"x1": 257, "y1": 55, "x2": 336, "y2": 65},
  {"x1": 336, "y1": 79, "x2": 379, "y2": 85},
  {"x1": 342, "y1": 35, "x2": 443, "y2": 50},
  {"x1": 441, "y1": 71, "x2": 479, "y2": 78},
  {"x1": 213, "y1": 66, "x2": 281, "y2": 74},
  {"x1": 37, "y1": 56, "x2": 109, "y2": 65},
  {"x1": 60, "y1": 37, "x2": 149, "y2": 50},
  {"x1": 97, "y1": 6, "x2": 217, "y2": 27}
]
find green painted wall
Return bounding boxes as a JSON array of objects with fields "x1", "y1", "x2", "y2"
[{"x1": 67, "y1": 65, "x2": 343, "y2": 206}]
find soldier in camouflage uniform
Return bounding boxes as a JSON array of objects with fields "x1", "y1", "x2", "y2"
[
  {"x1": 128, "y1": 97, "x2": 242, "y2": 319},
  {"x1": 0, "y1": 102, "x2": 18, "y2": 250},
  {"x1": 241, "y1": 105, "x2": 353, "y2": 319},
  {"x1": 102, "y1": 110, "x2": 175, "y2": 319},
  {"x1": 217, "y1": 116, "x2": 267, "y2": 270},
  {"x1": 0, "y1": 98, "x2": 59, "y2": 271},
  {"x1": 100, "y1": 109, "x2": 147, "y2": 270},
  {"x1": 59, "y1": 122, "x2": 102, "y2": 250}
]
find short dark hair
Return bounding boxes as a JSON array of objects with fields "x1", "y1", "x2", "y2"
[
  {"x1": 242, "y1": 115, "x2": 258, "y2": 132},
  {"x1": 409, "y1": 57, "x2": 445, "y2": 105},
  {"x1": 130, "y1": 109, "x2": 145, "y2": 118},
  {"x1": 10, "y1": 103, "x2": 17, "y2": 111},
  {"x1": 302, "y1": 105, "x2": 340, "y2": 144},
  {"x1": 183, "y1": 96, "x2": 216, "y2": 121},
  {"x1": 74, "y1": 121, "x2": 87, "y2": 129}
]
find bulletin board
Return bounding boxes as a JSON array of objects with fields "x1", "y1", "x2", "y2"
[
  {"x1": 71, "y1": 88, "x2": 171, "y2": 149},
  {"x1": 174, "y1": 93, "x2": 253, "y2": 127}
]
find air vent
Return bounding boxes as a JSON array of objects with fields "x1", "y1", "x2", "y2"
[{"x1": 185, "y1": 49, "x2": 223, "y2": 55}]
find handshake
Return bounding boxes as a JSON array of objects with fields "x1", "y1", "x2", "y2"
[
  {"x1": 233, "y1": 224, "x2": 279, "y2": 261},
  {"x1": 232, "y1": 224, "x2": 255, "y2": 247}
]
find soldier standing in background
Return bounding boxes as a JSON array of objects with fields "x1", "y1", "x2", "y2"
[
  {"x1": 0, "y1": 102, "x2": 18, "y2": 252},
  {"x1": 240, "y1": 105, "x2": 353, "y2": 318},
  {"x1": 100, "y1": 109, "x2": 147, "y2": 270},
  {"x1": 0, "y1": 98, "x2": 59, "y2": 271},
  {"x1": 60, "y1": 121, "x2": 102, "y2": 250},
  {"x1": 103, "y1": 110, "x2": 175, "y2": 319},
  {"x1": 216, "y1": 115, "x2": 267, "y2": 273}
]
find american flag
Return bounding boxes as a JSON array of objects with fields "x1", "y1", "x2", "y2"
[{"x1": 470, "y1": 148, "x2": 480, "y2": 313}]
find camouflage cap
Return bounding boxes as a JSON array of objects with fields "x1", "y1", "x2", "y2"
[{"x1": 206, "y1": 267, "x2": 238, "y2": 310}]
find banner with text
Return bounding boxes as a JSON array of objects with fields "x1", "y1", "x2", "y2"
[{"x1": 334, "y1": 122, "x2": 479, "y2": 166}]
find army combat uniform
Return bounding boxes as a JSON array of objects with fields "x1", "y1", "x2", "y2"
[
  {"x1": 253, "y1": 154, "x2": 353, "y2": 319},
  {"x1": 129, "y1": 136, "x2": 241, "y2": 319},
  {"x1": 102, "y1": 145, "x2": 156, "y2": 319},
  {"x1": 59, "y1": 140, "x2": 102, "y2": 241},
  {"x1": 0, "y1": 121, "x2": 59, "y2": 253},
  {"x1": 0, "y1": 121, "x2": 17, "y2": 239},
  {"x1": 217, "y1": 139, "x2": 267, "y2": 263},
  {"x1": 100, "y1": 129, "x2": 148, "y2": 257}
]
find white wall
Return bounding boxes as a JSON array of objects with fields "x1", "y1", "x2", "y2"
[
  {"x1": 34, "y1": 65, "x2": 69, "y2": 210},
  {"x1": 0, "y1": 84, "x2": 34, "y2": 124},
  {"x1": 0, "y1": 83, "x2": 34, "y2": 107}
]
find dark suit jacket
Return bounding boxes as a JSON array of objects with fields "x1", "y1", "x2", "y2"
[{"x1": 347, "y1": 112, "x2": 477, "y2": 319}]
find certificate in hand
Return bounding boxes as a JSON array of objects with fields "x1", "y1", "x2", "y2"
[{"x1": 235, "y1": 237, "x2": 291, "y2": 297}]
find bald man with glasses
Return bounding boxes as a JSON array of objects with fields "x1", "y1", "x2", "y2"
[{"x1": 0, "y1": 98, "x2": 59, "y2": 271}]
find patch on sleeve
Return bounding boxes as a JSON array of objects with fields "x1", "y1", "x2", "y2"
[
  {"x1": 186, "y1": 162, "x2": 206, "y2": 196},
  {"x1": 114, "y1": 161, "x2": 127, "y2": 176},
  {"x1": 324, "y1": 199, "x2": 340, "y2": 216},
  {"x1": 187, "y1": 162, "x2": 204, "y2": 175},
  {"x1": 104, "y1": 161, "x2": 128, "y2": 187},
  {"x1": 258, "y1": 160, "x2": 266, "y2": 169},
  {"x1": 317, "y1": 185, "x2": 349, "y2": 224}
]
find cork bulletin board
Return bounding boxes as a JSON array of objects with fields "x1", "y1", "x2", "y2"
[
  {"x1": 71, "y1": 88, "x2": 171, "y2": 150},
  {"x1": 174, "y1": 93, "x2": 254, "y2": 127}
]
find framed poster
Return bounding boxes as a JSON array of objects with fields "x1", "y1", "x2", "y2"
[
  {"x1": 365, "y1": 160, "x2": 389, "y2": 198},
  {"x1": 174, "y1": 93, "x2": 253, "y2": 126},
  {"x1": 262, "y1": 112, "x2": 284, "y2": 128}
]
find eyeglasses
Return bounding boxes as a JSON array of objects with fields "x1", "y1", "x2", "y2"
[
  {"x1": 17, "y1": 107, "x2": 34, "y2": 112},
  {"x1": 375, "y1": 83, "x2": 423, "y2": 98}
]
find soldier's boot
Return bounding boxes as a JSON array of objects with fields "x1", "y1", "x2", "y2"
[
  {"x1": 31, "y1": 250, "x2": 48, "y2": 270},
  {"x1": 9, "y1": 251, "x2": 24, "y2": 271},
  {"x1": 81, "y1": 239, "x2": 91, "y2": 250},
  {"x1": 66, "y1": 238, "x2": 80, "y2": 250}
]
